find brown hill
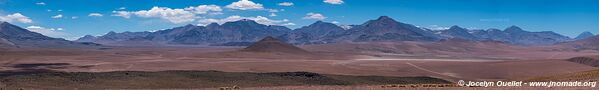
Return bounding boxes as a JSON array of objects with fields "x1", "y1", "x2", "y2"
[
  {"x1": 567, "y1": 56, "x2": 599, "y2": 67},
  {"x1": 241, "y1": 36, "x2": 311, "y2": 54}
]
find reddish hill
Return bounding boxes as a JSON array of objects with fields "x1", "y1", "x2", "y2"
[{"x1": 241, "y1": 36, "x2": 311, "y2": 54}]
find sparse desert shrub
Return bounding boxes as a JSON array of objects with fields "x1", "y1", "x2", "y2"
[
  {"x1": 232, "y1": 85, "x2": 240, "y2": 89},
  {"x1": 219, "y1": 87, "x2": 231, "y2": 90}
]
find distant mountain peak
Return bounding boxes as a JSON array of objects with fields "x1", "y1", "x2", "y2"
[
  {"x1": 237, "y1": 19, "x2": 259, "y2": 23},
  {"x1": 508, "y1": 25, "x2": 521, "y2": 28},
  {"x1": 441, "y1": 25, "x2": 478, "y2": 40},
  {"x1": 83, "y1": 35, "x2": 96, "y2": 37},
  {"x1": 106, "y1": 31, "x2": 117, "y2": 35},
  {"x1": 504, "y1": 25, "x2": 526, "y2": 32},
  {"x1": 377, "y1": 16, "x2": 393, "y2": 20},
  {"x1": 308, "y1": 21, "x2": 335, "y2": 26},
  {"x1": 75, "y1": 35, "x2": 98, "y2": 42},
  {"x1": 575, "y1": 31, "x2": 595, "y2": 40},
  {"x1": 314, "y1": 20, "x2": 326, "y2": 24},
  {"x1": 223, "y1": 19, "x2": 262, "y2": 26},
  {"x1": 487, "y1": 28, "x2": 502, "y2": 32},
  {"x1": 580, "y1": 31, "x2": 594, "y2": 35},
  {"x1": 184, "y1": 24, "x2": 195, "y2": 27},
  {"x1": 449, "y1": 25, "x2": 465, "y2": 30},
  {"x1": 373, "y1": 16, "x2": 397, "y2": 22},
  {"x1": 240, "y1": 19, "x2": 252, "y2": 21},
  {"x1": 207, "y1": 23, "x2": 219, "y2": 27},
  {"x1": 0, "y1": 21, "x2": 15, "y2": 27},
  {"x1": 0, "y1": 22, "x2": 44, "y2": 36},
  {"x1": 361, "y1": 16, "x2": 400, "y2": 27},
  {"x1": 0, "y1": 21, "x2": 89, "y2": 48},
  {"x1": 292, "y1": 20, "x2": 343, "y2": 35}
]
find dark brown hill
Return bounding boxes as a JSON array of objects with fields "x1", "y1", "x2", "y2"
[
  {"x1": 242, "y1": 36, "x2": 311, "y2": 54},
  {"x1": 567, "y1": 56, "x2": 599, "y2": 67}
]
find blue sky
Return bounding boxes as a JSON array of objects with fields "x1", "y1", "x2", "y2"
[{"x1": 0, "y1": 0, "x2": 598, "y2": 40}]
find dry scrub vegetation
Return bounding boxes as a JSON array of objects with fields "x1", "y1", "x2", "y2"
[{"x1": 0, "y1": 71, "x2": 449, "y2": 90}]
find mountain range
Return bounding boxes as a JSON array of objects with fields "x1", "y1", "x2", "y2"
[
  {"x1": 0, "y1": 22, "x2": 94, "y2": 48},
  {"x1": 74, "y1": 16, "x2": 580, "y2": 46},
  {"x1": 0, "y1": 16, "x2": 592, "y2": 48},
  {"x1": 470, "y1": 26, "x2": 571, "y2": 45},
  {"x1": 560, "y1": 34, "x2": 599, "y2": 50}
]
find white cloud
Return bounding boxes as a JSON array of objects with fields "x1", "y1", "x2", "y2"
[
  {"x1": 278, "y1": 2, "x2": 294, "y2": 6},
  {"x1": 324, "y1": 0, "x2": 344, "y2": 4},
  {"x1": 134, "y1": 7, "x2": 196, "y2": 23},
  {"x1": 0, "y1": 13, "x2": 33, "y2": 23},
  {"x1": 197, "y1": 15, "x2": 290, "y2": 26},
  {"x1": 118, "y1": 7, "x2": 126, "y2": 10},
  {"x1": 426, "y1": 25, "x2": 450, "y2": 30},
  {"x1": 226, "y1": 0, "x2": 264, "y2": 10},
  {"x1": 26, "y1": 26, "x2": 68, "y2": 38},
  {"x1": 339, "y1": 25, "x2": 353, "y2": 30},
  {"x1": 111, "y1": 11, "x2": 131, "y2": 18},
  {"x1": 281, "y1": 23, "x2": 296, "y2": 26},
  {"x1": 52, "y1": 14, "x2": 63, "y2": 18},
  {"x1": 303, "y1": 12, "x2": 326, "y2": 20},
  {"x1": 71, "y1": 16, "x2": 78, "y2": 19},
  {"x1": 331, "y1": 21, "x2": 339, "y2": 24},
  {"x1": 184, "y1": 5, "x2": 222, "y2": 14},
  {"x1": 112, "y1": 5, "x2": 223, "y2": 24},
  {"x1": 113, "y1": 7, "x2": 196, "y2": 23},
  {"x1": 88, "y1": 13, "x2": 103, "y2": 17},
  {"x1": 35, "y1": 2, "x2": 46, "y2": 5},
  {"x1": 267, "y1": 9, "x2": 279, "y2": 12},
  {"x1": 269, "y1": 13, "x2": 277, "y2": 17}
]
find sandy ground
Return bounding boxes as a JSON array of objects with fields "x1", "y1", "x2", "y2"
[
  {"x1": 1, "y1": 45, "x2": 597, "y2": 83},
  {"x1": 104, "y1": 85, "x2": 597, "y2": 90}
]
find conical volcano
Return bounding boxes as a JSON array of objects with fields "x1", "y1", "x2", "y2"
[{"x1": 242, "y1": 36, "x2": 311, "y2": 54}]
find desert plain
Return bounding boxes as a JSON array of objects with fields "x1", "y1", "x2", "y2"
[{"x1": 1, "y1": 40, "x2": 598, "y2": 89}]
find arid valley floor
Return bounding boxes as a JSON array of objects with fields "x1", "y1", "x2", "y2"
[{"x1": 1, "y1": 41, "x2": 599, "y2": 89}]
